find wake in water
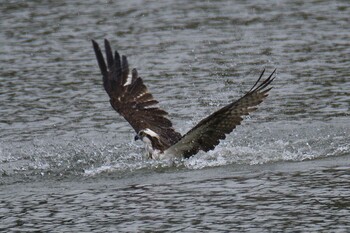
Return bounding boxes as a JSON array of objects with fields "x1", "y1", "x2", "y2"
[{"x1": 1, "y1": 120, "x2": 348, "y2": 183}]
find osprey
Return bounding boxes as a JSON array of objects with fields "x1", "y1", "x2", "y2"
[{"x1": 92, "y1": 39, "x2": 276, "y2": 159}]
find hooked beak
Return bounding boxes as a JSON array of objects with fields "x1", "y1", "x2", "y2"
[{"x1": 134, "y1": 134, "x2": 140, "y2": 141}]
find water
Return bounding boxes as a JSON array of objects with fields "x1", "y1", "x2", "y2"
[{"x1": 1, "y1": 0, "x2": 350, "y2": 231}]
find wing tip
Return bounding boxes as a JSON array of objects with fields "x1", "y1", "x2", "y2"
[
  {"x1": 250, "y1": 68, "x2": 277, "y2": 93},
  {"x1": 91, "y1": 39, "x2": 100, "y2": 53},
  {"x1": 92, "y1": 39, "x2": 109, "y2": 79},
  {"x1": 104, "y1": 38, "x2": 110, "y2": 47}
]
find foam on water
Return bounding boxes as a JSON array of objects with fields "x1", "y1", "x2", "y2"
[{"x1": 2, "y1": 119, "x2": 348, "y2": 185}]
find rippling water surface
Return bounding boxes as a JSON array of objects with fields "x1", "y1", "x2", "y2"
[{"x1": 1, "y1": 0, "x2": 350, "y2": 231}]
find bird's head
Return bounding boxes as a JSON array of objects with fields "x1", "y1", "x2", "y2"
[
  {"x1": 134, "y1": 128, "x2": 160, "y2": 142},
  {"x1": 134, "y1": 129, "x2": 163, "y2": 155},
  {"x1": 134, "y1": 130, "x2": 147, "y2": 141}
]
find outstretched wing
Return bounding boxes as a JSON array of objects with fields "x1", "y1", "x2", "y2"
[
  {"x1": 92, "y1": 39, "x2": 182, "y2": 150},
  {"x1": 166, "y1": 69, "x2": 276, "y2": 158}
]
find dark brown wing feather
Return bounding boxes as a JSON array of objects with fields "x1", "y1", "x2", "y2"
[
  {"x1": 166, "y1": 69, "x2": 276, "y2": 158},
  {"x1": 92, "y1": 39, "x2": 182, "y2": 151}
]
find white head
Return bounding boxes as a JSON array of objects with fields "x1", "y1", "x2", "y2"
[
  {"x1": 134, "y1": 128, "x2": 161, "y2": 158},
  {"x1": 135, "y1": 128, "x2": 160, "y2": 141}
]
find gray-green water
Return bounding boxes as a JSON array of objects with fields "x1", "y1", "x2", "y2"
[{"x1": 1, "y1": 0, "x2": 349, "y2": 232}]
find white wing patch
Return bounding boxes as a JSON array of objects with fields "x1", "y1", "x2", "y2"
[
  {"x1": 123, "y1": 74, "x2": 133, "y2": 86},
  {"x1": 136, "y1": 92, "x2": 147, "y2": 99}
]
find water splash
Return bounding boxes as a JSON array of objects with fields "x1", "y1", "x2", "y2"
[{"x1": 1, "y1": 120, "x2": 349, "y2": 184}]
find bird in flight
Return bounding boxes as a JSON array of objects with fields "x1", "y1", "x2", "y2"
[{"x1": 92, "y1": 39, "x2": 276, "y2": 159}]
